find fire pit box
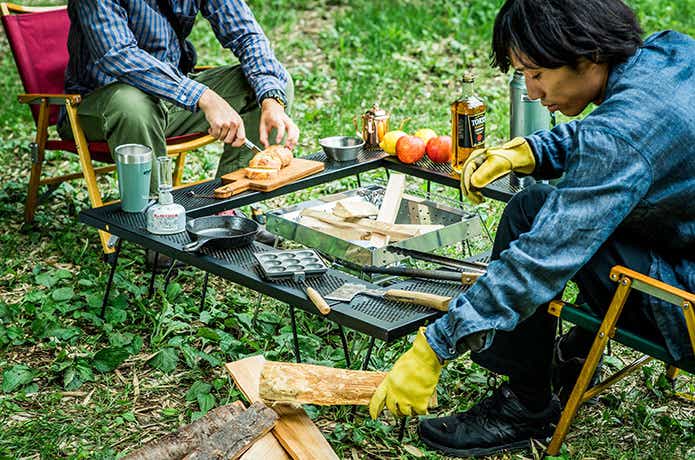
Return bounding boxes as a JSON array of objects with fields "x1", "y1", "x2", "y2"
[{"x1": 265, "y1": 185, "x2": 482, "y2": 266}]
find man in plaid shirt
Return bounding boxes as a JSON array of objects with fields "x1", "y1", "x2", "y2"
[{"x1": 60, "y1": 0, "x2": 298, "y2": 188}]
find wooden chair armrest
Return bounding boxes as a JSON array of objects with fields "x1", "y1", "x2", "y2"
[
  {"x1": 18, "y1": 93, "x2": 82, "y2": 105},
  {"x1": 610, "y1": 265, "x2": 695, "y2": 306}
]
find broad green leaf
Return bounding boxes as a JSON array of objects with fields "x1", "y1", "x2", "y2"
[
  {"x1": 166, "y1": 282, "x2": 183, "y2": 300},
  {"x1": 197, "y1": 327, "x2": 220, "y2": 341},
  {"x1": 93, "y1": 347, "x2": 130, "y2": 373},
  {"x1": 199, "y1": 310, "x2": 212, "y2": 324},
  {"x1": 2, "y1": 365, "x2": 36, "y2": 393},
  {"x1": 148, "y1": 348, "x2": 179, "y2": 374},
  {"x1": 185, "y1": 381, "x2": 211, "y2": 402},
  {"x1": 197, "y1": 393, "x2": 215, "y2": 413},
  {"x1": 35, "y1": 272, "x2": 57, "y2": 288},
  {"x1": 43, "y1": 327, "x2": 81, "y2": 341},
  {"x1": 105, "y1": 307, "x2": 127, "y2": 325}
]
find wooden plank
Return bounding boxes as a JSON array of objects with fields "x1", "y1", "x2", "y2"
[
  {"x1": 300, "y1": 209, "x2": 438, "y2": 241},
  {"x1": 370, "y1": 173, "x2": 406, "y2": 247},
  {"x1": 239, "y1": 433, "x2": 290, "y2": 460},
  {"x1": 332, "y1": 198, "x2": 379, "y2": 219},
  {"x1": 259, "y1": 361, "x2": 386, "y2": 406},
  {"x1": 226, "y1": 357, "x2": 339, "y2": 460}
]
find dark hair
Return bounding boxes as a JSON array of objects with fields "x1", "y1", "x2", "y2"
[{"x1": 492, "y1": 0, "x2": 643, "y2": 72}]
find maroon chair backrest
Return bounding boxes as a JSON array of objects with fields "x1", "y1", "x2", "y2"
[{"x1": 1, "y1": 7, "x2": 70, "y2": 126}]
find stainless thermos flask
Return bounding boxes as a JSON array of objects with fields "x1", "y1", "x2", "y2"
[{"x1": 509, "y1": 71, "x2": 550, "y2": 187}]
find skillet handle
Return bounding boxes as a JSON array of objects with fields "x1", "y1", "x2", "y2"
[{"x1": 182, "y1": 238, "x2": 209, "y2": 252}]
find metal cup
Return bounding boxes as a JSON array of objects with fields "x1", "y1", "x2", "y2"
[{"x1": 114, "y1": 144, "x2": 153, "y2": 212}]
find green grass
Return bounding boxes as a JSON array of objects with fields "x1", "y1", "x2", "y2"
[{"x1": 1, "y1": 1, "x2": 694, "y2": 459}]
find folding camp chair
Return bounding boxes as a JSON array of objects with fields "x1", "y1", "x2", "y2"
[
  {"x1": 546, "y1": 265, "x2": 695, "y2": 455},
  {"x1": 1, "y1": 2, "x2": 215, "y2": 254}
]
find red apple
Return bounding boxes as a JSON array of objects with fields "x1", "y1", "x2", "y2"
[
  {"x1": 396, "y1": 135, "x2": 426, "y2": 164},
  {"x1": 426, "y1": 135, "x2": 452, "y2": 163}
]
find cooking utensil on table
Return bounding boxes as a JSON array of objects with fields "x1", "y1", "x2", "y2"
[
  {"x1": 244, "y1": 138, "x2": 263, "y2": 154},
  {"x1": 387, "y1": 247, "x2": 488, "y2": 272},
  {"x1": 182, "y1": 215, "x2": 259, "y2": 252},
  {"x1": 254, "y1": 250, "x2": 331, "y2": 315},
  {"x1": 186, "y1": 190, "x2": 217, "y2": 199},
  {"x1": 361, "y1": 265, "x2": 482, "y2": 285},
  {"x1": 319, "y1": 136, "x2": 365, "y2": 162},
  {"x1": 326, "y1": 283, "x2": 451, "y2": 312}
]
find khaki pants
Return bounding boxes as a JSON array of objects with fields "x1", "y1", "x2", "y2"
[{"x1": 58, "y1": 65, "x2": 294, "y2": 191}]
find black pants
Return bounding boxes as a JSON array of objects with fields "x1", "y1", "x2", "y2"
[{"x1": 471, "y1": 184, "x2": 664, "y2": 396}]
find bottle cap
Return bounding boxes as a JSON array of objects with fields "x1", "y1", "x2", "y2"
[{"x1": 462, "y1": 71, "x2": 475, "y2": 83}]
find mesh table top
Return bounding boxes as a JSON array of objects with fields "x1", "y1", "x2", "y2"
[{"x1": 80, "y1": 152, "x2": 510, "y2": 341}]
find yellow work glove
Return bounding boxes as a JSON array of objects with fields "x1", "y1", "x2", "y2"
[
  {"x1": 369, "y1": 327, "x2": 443, "y2": 419},
  {"x1": 460, "y1": 137, "x2": 536, "y2": 204}
]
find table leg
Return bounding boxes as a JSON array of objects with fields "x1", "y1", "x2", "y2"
[
  {"x1": 200, "y1": 272, "x2": 209, "y2": 310},
  {"x1": 362, "y1": 336, "x2": 376, "y2": 370},
  {"x1": 338, "y1": 325, "x2": 351, "y2": 368},
  {"x1": 289, "y1": 304, "x2": 301, "y2": 363},
  {"x1": 100, "y1": 238, "x2": 122, "y2": 318},
  {"x1": 398, "y1": 417, "x2": 407, "y2": 441},
  {"x1": 147, "y1": 252, "x2": 159, "y2": 299},
  {"x1": 163, "y1": 258, "x2": 178, "y2": 292},
  {"x1": 251, "y1": 291, "x2": 263, "y2": 327}
]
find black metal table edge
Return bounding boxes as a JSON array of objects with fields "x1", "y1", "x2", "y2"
[{"x1": 84, "y1": 216, "x2": 435, "y2": 342}]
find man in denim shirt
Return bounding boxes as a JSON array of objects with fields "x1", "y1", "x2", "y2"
[{"x1": 369, "y1": 0, "x2": 694, "y2": 457}]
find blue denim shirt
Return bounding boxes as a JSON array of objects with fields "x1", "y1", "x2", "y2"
[{"x1": 426, "y1": 31, "x2": 695, "y2": 362}]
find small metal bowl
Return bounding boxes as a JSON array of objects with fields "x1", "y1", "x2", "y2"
[{"x1": 319, "y1": 136, "x2": 365, "y2": 162}]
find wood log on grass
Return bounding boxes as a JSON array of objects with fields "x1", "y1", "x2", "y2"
[
  {"x1": 124, "y1": 401, "x2": 277, "y2": 460},
  {"x1": 258, "y1": 360, "x2": 437, "y2": 408},
  {"x1": 259, "y1": 361, "x2": 387, "y2": 406},
  {"x1": 226, "y1": 356, "x2": 339, "y2": 460}
]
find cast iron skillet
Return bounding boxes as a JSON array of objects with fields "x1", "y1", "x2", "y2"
[{"x1": 182, "y1": 215, "x2": 259, "y2": 252}]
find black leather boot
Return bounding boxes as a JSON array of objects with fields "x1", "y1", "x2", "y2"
[{"x1": 418, "y1": 383, "x2": 561, "y2": 458}]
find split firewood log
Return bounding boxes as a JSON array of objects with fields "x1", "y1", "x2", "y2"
[{"x1": 124, "y1": 401, "x2": 277, "y2": 460}]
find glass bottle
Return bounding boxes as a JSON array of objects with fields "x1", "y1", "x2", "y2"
[
  {"x1": 146, "y1": 156, "x2": 186, "y2": 235},
  {"x1": 451, "y1": 72, "x2": 487, "y2": 173}
]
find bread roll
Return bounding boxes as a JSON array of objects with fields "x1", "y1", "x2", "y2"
[
  {"x1": 245, "y1": 167, "x2": 279, "y2": 181},
  {"x1": 249, "y1": 153, "x2": 282, "y2": 170},
  {"x1": 265, "y1": 145, "x2": 293, "y2": 167}
]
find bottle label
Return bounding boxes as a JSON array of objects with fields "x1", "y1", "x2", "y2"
[{"x1": 457, "y1": 113, "x2": 486, "y2": 148}]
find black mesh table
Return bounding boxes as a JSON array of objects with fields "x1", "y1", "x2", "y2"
[
  {"x1": 79, "y1": 151, "x2": 509, "y2": 365},
  {"x1": 80, "y1": 204, "x2": 476, "y2": 366},
  {"x1": 382, "y1": 153, "x2": 522, "y2": 203}
]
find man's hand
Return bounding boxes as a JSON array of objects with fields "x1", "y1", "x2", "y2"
[
  {"x1": 198, "y1": 89, "x2": 246, "y2": 146},
  {"x1": 259, "y1": 98, "x2": 300, "y2": 150},
  {"x1": 369, "y1": 328, "x2": 443, "y2": 419},
  {"x1": 461, "y1": 137, "x2": 536, "y2": 204}
]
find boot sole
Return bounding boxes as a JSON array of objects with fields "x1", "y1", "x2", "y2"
[{"x1": 420, "y1": 435, "x2": 534, "y2": 458}]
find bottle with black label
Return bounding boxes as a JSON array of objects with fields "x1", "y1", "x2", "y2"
[{"x1": 451, "y1": 72, "x2": 486, "y2": 173}]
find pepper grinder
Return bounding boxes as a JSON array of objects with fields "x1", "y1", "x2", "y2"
[{"x1": 146, "y1": 156, "x2": 186, "y2": 234}]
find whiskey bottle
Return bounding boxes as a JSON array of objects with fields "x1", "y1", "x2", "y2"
[{"x1": 451, "y1": 72, "x2": 486, "y2": 172}]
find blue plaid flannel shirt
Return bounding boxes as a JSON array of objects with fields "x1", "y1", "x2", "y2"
[{"x1": 65, "y1": 0, "x2": 288, "y2": 112}]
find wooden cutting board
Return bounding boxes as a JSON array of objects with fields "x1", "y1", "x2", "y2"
[{"x1": 215, "y1": 158, "x2": 325, "y2": 198}]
